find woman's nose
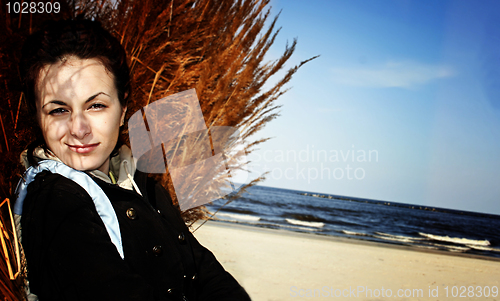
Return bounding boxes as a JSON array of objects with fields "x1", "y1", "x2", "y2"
[{"x1": 69, "y1": 113, "x2": 91, "y2": 139}]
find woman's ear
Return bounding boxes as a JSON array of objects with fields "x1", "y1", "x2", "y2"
[{"x1": 120, "y1": 106, "x2": 127, "y2": 126}]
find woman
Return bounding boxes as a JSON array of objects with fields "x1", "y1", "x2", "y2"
[{"x1": 14, "y1": 19, "x2": 251, "y2": 301}]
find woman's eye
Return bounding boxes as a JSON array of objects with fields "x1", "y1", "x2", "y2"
[
  {"x1": 48, "y1": 108, "x2": 68, "y2": 115},
  {"x1": 89, "y1": 103, "x2": 107, "y2": 110}
]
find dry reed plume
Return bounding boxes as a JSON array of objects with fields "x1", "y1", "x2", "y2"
[{"x1": 0, "y1": 0, "x2": 316, "y2": 299}]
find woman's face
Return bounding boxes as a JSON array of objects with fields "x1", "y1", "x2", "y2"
[{"x1": 36, "y1": 56, "x2": 126, "y2": 173}]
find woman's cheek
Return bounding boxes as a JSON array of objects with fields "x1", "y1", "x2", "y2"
[{"x1": 43, "y1": 118, "x2": 68, "y2": 143}]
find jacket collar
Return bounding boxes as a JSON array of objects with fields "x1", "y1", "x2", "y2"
[{"x1": 20, "y1": 145, "x2": 139, "y2": 192}]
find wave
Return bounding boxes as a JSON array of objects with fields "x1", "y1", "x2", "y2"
[
  {"x1": 373, "y1": 234, "x2": 418, "y2": 244},
  {"x1": 279, "y1": 223, "x2": 321, "y2": 232},
  {"x1": 343, "y1": 231, "x2": 427, "y2": 245},
  {"x1": 285, "y1": 218, "x2": 324, "y2": 228},
  {"x1": 465, "y1": 245, "x2": 500, "y2": 252},
  {"x1": 413, "y1": 245, "x2": 440, "y2": 250},
  {"x1": 209, "y1": 218, "x2": 320, "y2": 233},
  {"x1": 217, "y1": 207, "x2": 259, "y2": 215},
  {"x1": 330, "y1": 219, "x2": 368, "y2": 228},
  {"x1": 419, "y1": 232, "x2": 490, "y2": 246},
  {"x1": 375, "y1": 232, "x2": 427, "y2": 241},
  {"x1": 215, "y1": 212, "x2": 260, "y2": 222},
  {"x1": 340, "y1": 230, "x2": 368, "y2": 236},
  {"x1": 282, "y1": 213, "x2": 326, "y2": 223},
  {"x1": 430, "y1": 243, "x2": 471, "y2": 253}
]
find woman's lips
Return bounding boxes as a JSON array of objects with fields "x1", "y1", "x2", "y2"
[{"x1": 67, "y1": 143, "x2": 100, "y2": 154}]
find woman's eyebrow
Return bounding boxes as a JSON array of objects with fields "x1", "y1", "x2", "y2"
[
  {"x1": 42, "y1": 100, "x2": 66, "y2": 108},
  {"x1": 42, "y1": 92, "x2": 110, "y2": 109},
  {"x1": 85, "y1": 92, "x2": 110, "y2": 104}
]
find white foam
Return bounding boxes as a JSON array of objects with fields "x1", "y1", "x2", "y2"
[
  {"x1": 341, "y1": 230, "x2": 367, "y2": 236},
  {"x1": 375, "y1": 232, "x2": 426, "y2": 241},
  {"x1": 419, "y1": 232, "x2": 490, "y2": 246},
  {"x1": 373, "y1": 234, "x2": 415, "y2": 243},
  {"x1": 466, "y1": 245, "x2": 500, "y2": 252},
  {"x1": 216, "y1": 212, "x2": 260, "y2": 222},
  {"x1": 431, "y1": 243, "x2": 471, "y2": 252},
  {"x1": 414, "y1": 245, "x2": 440, "y2": 250},
  {"x1": 286, "y1": 218, "x2": 325, "y2": 228}
]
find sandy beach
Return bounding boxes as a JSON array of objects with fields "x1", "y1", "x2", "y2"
[{"x1": 193, "y1": 221, "x2": 500, "y2": 301}]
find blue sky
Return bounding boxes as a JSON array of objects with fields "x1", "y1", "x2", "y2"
[{"x1": 247, "y1": 0, "x2": 500, "y2": 214}]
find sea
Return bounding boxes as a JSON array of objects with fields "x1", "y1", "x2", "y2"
[{"x1": 205, "y1": 185, "x2": 500, "y2": 259}]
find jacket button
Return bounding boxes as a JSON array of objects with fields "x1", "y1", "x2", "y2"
[
  {"x1": 126, "y1": 208, "x2": 137, "y2": 220},
  {"x1": 152, "y1": 245, "x2": 163, "y2": 256},
  {"x1": 192, "y1": 273, "x2": 197, "y2": 281},
  {"x1": 157, "y1": 209, "x2": 162, "y2": 214},
  {"x1": 178, "y1": 232, "x2": 186, "y2": 244},
  {"x1": 167, "y1": 288, "x2": 174, "y2": 294}
]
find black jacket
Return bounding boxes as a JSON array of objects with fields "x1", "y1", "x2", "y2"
[{"x1": 21, "y1": 170, "x2": 251, "y2": 301}]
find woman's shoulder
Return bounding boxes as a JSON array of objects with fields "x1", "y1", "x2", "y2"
[
  {"x1": 22, "y1": 170, "x2": 96, "y2": 220},
  {"x1": 28, "y1": 170, "x2": 91, "y2": 199}
]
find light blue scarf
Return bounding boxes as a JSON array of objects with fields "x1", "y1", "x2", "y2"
[{"x1": 14, "y1": 160, "x2": 124, "y2": 259}]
